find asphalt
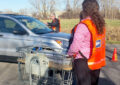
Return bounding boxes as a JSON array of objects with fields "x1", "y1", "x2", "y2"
[
  {"x1": 98, "y1": 44, "x2": 120, "y2": 85},
  {"x1": 0, "y1": 44, "x2": 120, "y2": 85}
]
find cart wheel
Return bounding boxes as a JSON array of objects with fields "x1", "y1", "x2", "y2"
[{"x1": 18, "y1": 62, "x2": 29, "y2": 85}]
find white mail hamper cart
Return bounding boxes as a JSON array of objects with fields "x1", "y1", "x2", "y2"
[{"x1": 17, "y1": 46, "x2": 73, "y2": 85}]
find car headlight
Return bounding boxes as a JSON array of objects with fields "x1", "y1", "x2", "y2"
[
  {"x1": 55, "y1": 40, "x2": 63, "y2": 46},
  {"x1": 55, "y1": 40, "x2": 69, "y2": 49}
]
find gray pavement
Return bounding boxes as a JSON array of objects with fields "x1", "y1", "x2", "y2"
[
  {"x1": 98, "y1": 44, "x2": 120, "y2": 85},
  {"x1": 0, "y1": 44, "x2": 120, "y2": 85},
  {"x1": 0, "y1": 63, "x2": 23, "y2": 85}
]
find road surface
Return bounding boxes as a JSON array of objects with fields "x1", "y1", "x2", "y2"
[{"x1": 0, "y1": 44, "x2": 120, "y2": 85}]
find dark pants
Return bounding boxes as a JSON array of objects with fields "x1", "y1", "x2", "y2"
[
  {"x1": 73, "y1": 59, "x2": 100, "y2": 85},
  {"x1": 90, "y1": 69, "x2": 100, "y2": 85}
]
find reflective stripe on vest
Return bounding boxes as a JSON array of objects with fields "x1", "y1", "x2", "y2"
[{"x1": 88, "y1": 58, "x2": 105, "y2": 65}]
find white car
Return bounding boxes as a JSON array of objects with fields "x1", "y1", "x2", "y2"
[{"x1": 0, "y1": 14, "x2": 70, "y2": 62}]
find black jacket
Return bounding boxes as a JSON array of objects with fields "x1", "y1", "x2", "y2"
[{"x1": 48, "y1": 18, "x2": 60, "y2": 32}]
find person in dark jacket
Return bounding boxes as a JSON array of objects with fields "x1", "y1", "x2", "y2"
[{"x1": 47, "y1": 13, "x2": 61, "y2": 32}]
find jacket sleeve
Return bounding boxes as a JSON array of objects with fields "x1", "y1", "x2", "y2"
[{"x1": 48, "y1": 19, "x2": 59, "y2": 27}]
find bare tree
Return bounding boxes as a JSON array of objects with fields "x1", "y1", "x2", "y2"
[
  {"x1": 29, "y1": 0, "x2": 41, "y2": 19},
  {"x1": 49, "y1": 0, "x2": 56, "y2": 14},
  {"x1": 98, "y1": 0, "x2": 120, "y2": 19},
  {"x1": 41, "y1": 0, "x2": 49, "y2": 19},
  {"x1": 66, "y1": 0, "x2": 71, "y2": 11},
  {"x1": 29, "y1": 0, "x2": 51, "y2": 19},
  {"x1": 0, "y1": 11, "x2": 3, "y2": 14},
  {"x1": 60, "y1": 0, "x2": 81, "y2": 19},
  {"x1": 4, "y1": 9, "x2": 15, "y2": 14},
  {"x1": 73, "y1": 0, "x2": 81, "y2": 12},
  {"x1": 19, "y1": 9, "x2": 28, "y2": 15}
]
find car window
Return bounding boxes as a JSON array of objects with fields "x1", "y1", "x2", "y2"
[
  {"x1": 0, "y1": 17, "x2": 27, "y2": 35},
  {"x1": 0, "y1": 18, "x2": 5, "y2": 32},
  {"x1": 16, "y1": 16, "x2": 53, "y2": 34},
  {"x1": 4, "y1": 19, "x2": 16, "y2": 28}
]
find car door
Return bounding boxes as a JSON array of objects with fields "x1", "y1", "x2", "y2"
[
  {"x1": 0, "y1": 17, "x2": 9, "y2": 56},
  {"x1": 0, "y1": 17, "x2": 28, "y2": 57}
]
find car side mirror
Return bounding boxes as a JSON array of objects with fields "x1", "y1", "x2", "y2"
[{"x1": 13, "y1": 30, "x2": 27, "y2": 35}]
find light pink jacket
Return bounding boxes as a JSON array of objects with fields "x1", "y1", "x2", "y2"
[{"x1": 67, "y1": 21, "x2": 93, "y2": 59}]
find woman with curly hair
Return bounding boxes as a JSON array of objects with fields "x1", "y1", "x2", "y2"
[{"x1": 68, "y1": 0, "x2": 106, "y2": 85}]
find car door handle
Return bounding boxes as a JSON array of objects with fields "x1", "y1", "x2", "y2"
[{"x1": 0, "y1": 35, "x2": 3, "y2": 37}]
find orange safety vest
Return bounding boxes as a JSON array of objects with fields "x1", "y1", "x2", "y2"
[
  {"x1": 52, "y1": 19, "x2": 61, "y2": 32},
  {"x1": 73, "y1": 19, "x2": 106, "y2": 70}
]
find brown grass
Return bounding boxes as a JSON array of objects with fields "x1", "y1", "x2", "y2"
[{"x1": 42, "y1": 19, "x2": 120, "y2": 42}]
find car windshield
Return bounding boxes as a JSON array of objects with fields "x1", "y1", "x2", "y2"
[{"x1": 16, "y1": 16, "x2": 53, "y2": 34}]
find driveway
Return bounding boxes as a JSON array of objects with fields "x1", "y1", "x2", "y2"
[{"x1": 0, "y1": 44, "x2": 120, "y2": 85}]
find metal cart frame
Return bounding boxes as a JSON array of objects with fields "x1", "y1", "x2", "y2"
[{"x1": 17, "y1": 46, "x2": 73, "y2": 85}]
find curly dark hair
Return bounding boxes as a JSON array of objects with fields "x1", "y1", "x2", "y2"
[{"x1": 81, "y1": 0, "x2": 105, "y2": 34}]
